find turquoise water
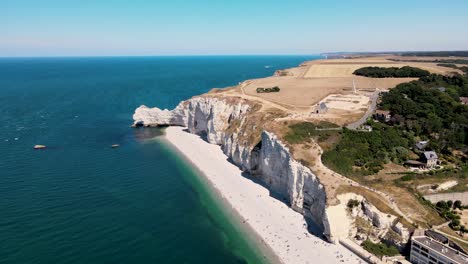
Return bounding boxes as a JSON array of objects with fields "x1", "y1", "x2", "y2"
[{"x1": 0, "y1": 55, "x2": 320, "y2": 264}]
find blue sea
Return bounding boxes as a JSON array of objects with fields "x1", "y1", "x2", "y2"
[{"x1": 0, "y1": 55, "x2": 320, "y2": 264}]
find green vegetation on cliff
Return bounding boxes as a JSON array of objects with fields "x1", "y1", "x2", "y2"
[
  {"x1": 362, "y1": 240, "x2": 399, "y2": 257},
  {"x1": 322, "y1": 127, "x2": 411, "y2": 176},
  {"x1": 284, "y1": 121, "x2": 340, "y2": 144}
]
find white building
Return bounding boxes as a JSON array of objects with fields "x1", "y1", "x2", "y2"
[
  {"x1": 313, "y1": 102, "x2": 328, "y2": 114},
  {"x1": 410, "y1": 231, "x2": 468, "y2": 264},
  {"x1": 422, "y1": 151, "x2": 439, "y2": 168}
]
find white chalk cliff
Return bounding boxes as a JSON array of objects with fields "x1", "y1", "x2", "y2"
[
  {"x1": 329, "y1": 193, "x2": 410, "y2": 250},
  {"x1": 133, "y1": 104, "x2": 188, "y2": 127},
  {"x1": 133, "y1": 96, "x2": 335, "y2": 241},
  {"x1": 133, "y1": 95, "x2": 411, "y2": 247}
]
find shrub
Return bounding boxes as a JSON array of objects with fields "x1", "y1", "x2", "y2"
[
  {"x1": 461, "y1": 225, "x2": 467, "y2": 234},
  {"x1": 256, "y1": 86, "x2": 280, "y2": 93},
  {"x1": 446, "y1": 211, "x2": 458, "y2": 220},
  {"x1": 362, "y1": 240, "x2": 399, "y2": 257},
  {"x1": 400, "y1": 175, "x2": 414, "y2": 181},
  {"x1": 450, "y1": 219, "x2": 461, "y2": 229},
  {"x1": 450, "y1": 223, "x2": 461, "y2": 231},
  {"x1": 347, "y1": 199, "x2": 360, "y2": 209}
]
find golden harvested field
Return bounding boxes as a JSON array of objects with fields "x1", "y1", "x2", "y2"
[
  {"x1": 388, "y1": 55, "x2": 468, "y2": 62},
  {"x1": 242, "y1": 74, "x2": 414, "y2": 108},
  {"x1": 305, "y1": 63, "x2": 403, "y2": 77},
  {"x1": 243, "y1": 76, "x2": 345, "y2": 108},
  {"x1": 223, "y1": 55, "x2": 462, "y2": 125},
  {"x1": 240, "y1": 56, "x2": 459, "y2": 110},
  {"x1": 303, "y1": 58, "x2": 460, "y2": 78}
]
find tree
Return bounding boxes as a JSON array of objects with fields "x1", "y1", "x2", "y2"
[
  {"x1": 450, "y1": 219, "x2": 461, "y2": 229},
  {"x1": 436, "y1": 201, "x2": 448, "y2": 210},
  {"x1": 461, "y1": 225, "x2": 467, "y2": 234},
  {"x1": 447, "y1": 200, "x2": 453, "y2": 208}
]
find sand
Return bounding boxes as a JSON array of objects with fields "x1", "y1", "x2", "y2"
[{"x1": 164, "y1": 126, "x2": 364, "y2": 264}]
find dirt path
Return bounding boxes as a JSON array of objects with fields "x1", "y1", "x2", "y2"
[{"x1": 424, "y1": 192, "x2": 468, "y2": 204}]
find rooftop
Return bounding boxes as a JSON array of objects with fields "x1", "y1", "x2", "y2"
[
  {"x1": 413, "y1": 236, "x2": 468, "y2": 263},
  {"x1": 415, "y1": 140, "x2": 429, "y2": 150},
  {"x1": 375, "y1": 109, "x2": 390, "y2": 115},
  {"x1": 405, "y1": 160, "x2": 425, "y2": 166},
  {"x1": 423, "y1": 151, "x2": 438, "y2": 160}
]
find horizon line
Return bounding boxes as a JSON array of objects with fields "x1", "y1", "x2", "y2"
[
  {"x1": 1, "y1": 50, "x2": 467, "y2": 59},
  {"x1": 0, "y1": 54, "x2": 325, "y2": 59}
]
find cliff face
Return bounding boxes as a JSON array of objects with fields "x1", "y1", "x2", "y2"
[
  {"x1": 257, "y1": 132, "x2": 329, "y2": 238},
  {"x1": 133, "y1": 96, "x2": 333, "y2": 241},
  {"x1": 331, "y1": 193, "x2": 410, "y2": 250},
  {"x1": 133, "y1": 104, "x2": 188, "y2": 127}
]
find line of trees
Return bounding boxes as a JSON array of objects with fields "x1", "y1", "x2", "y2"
[
  {"x1": 401, "y1": 51, "x2": 468, "y2": 57},
  {"x1": 353, "y1": 66, "x2": 430, "y2": 78},
  {"x1": 437, "y1": 63, "x2": 468, "y2": 74}
]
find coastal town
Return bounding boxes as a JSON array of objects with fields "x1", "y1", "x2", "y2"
[{"x1": 134, "y1": 52, "x2": 468, "y2": 264}]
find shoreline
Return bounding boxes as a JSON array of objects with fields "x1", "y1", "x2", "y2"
[
  {"x1": 159, "y1": 129, "x2": 282, "y2": 264},
  {"x1": 162, "y1": 126, "x2": 363, "y2": 264}
]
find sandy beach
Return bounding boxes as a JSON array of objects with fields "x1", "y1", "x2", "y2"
[{"x1": 164, "y1": 126, "x2": 363, "y2": 264}]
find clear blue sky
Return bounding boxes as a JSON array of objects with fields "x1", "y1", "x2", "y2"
[{"x1": 1, "y1": 0, "x2": 468, "y2": 57}]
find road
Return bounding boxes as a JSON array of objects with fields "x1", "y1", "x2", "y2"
[
  {"x1": 424, "y1": 192, "x2": 468, "y2": 204},
  {"x1": 346, "y1": 91, "x2": 379, "y2": 130}
]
